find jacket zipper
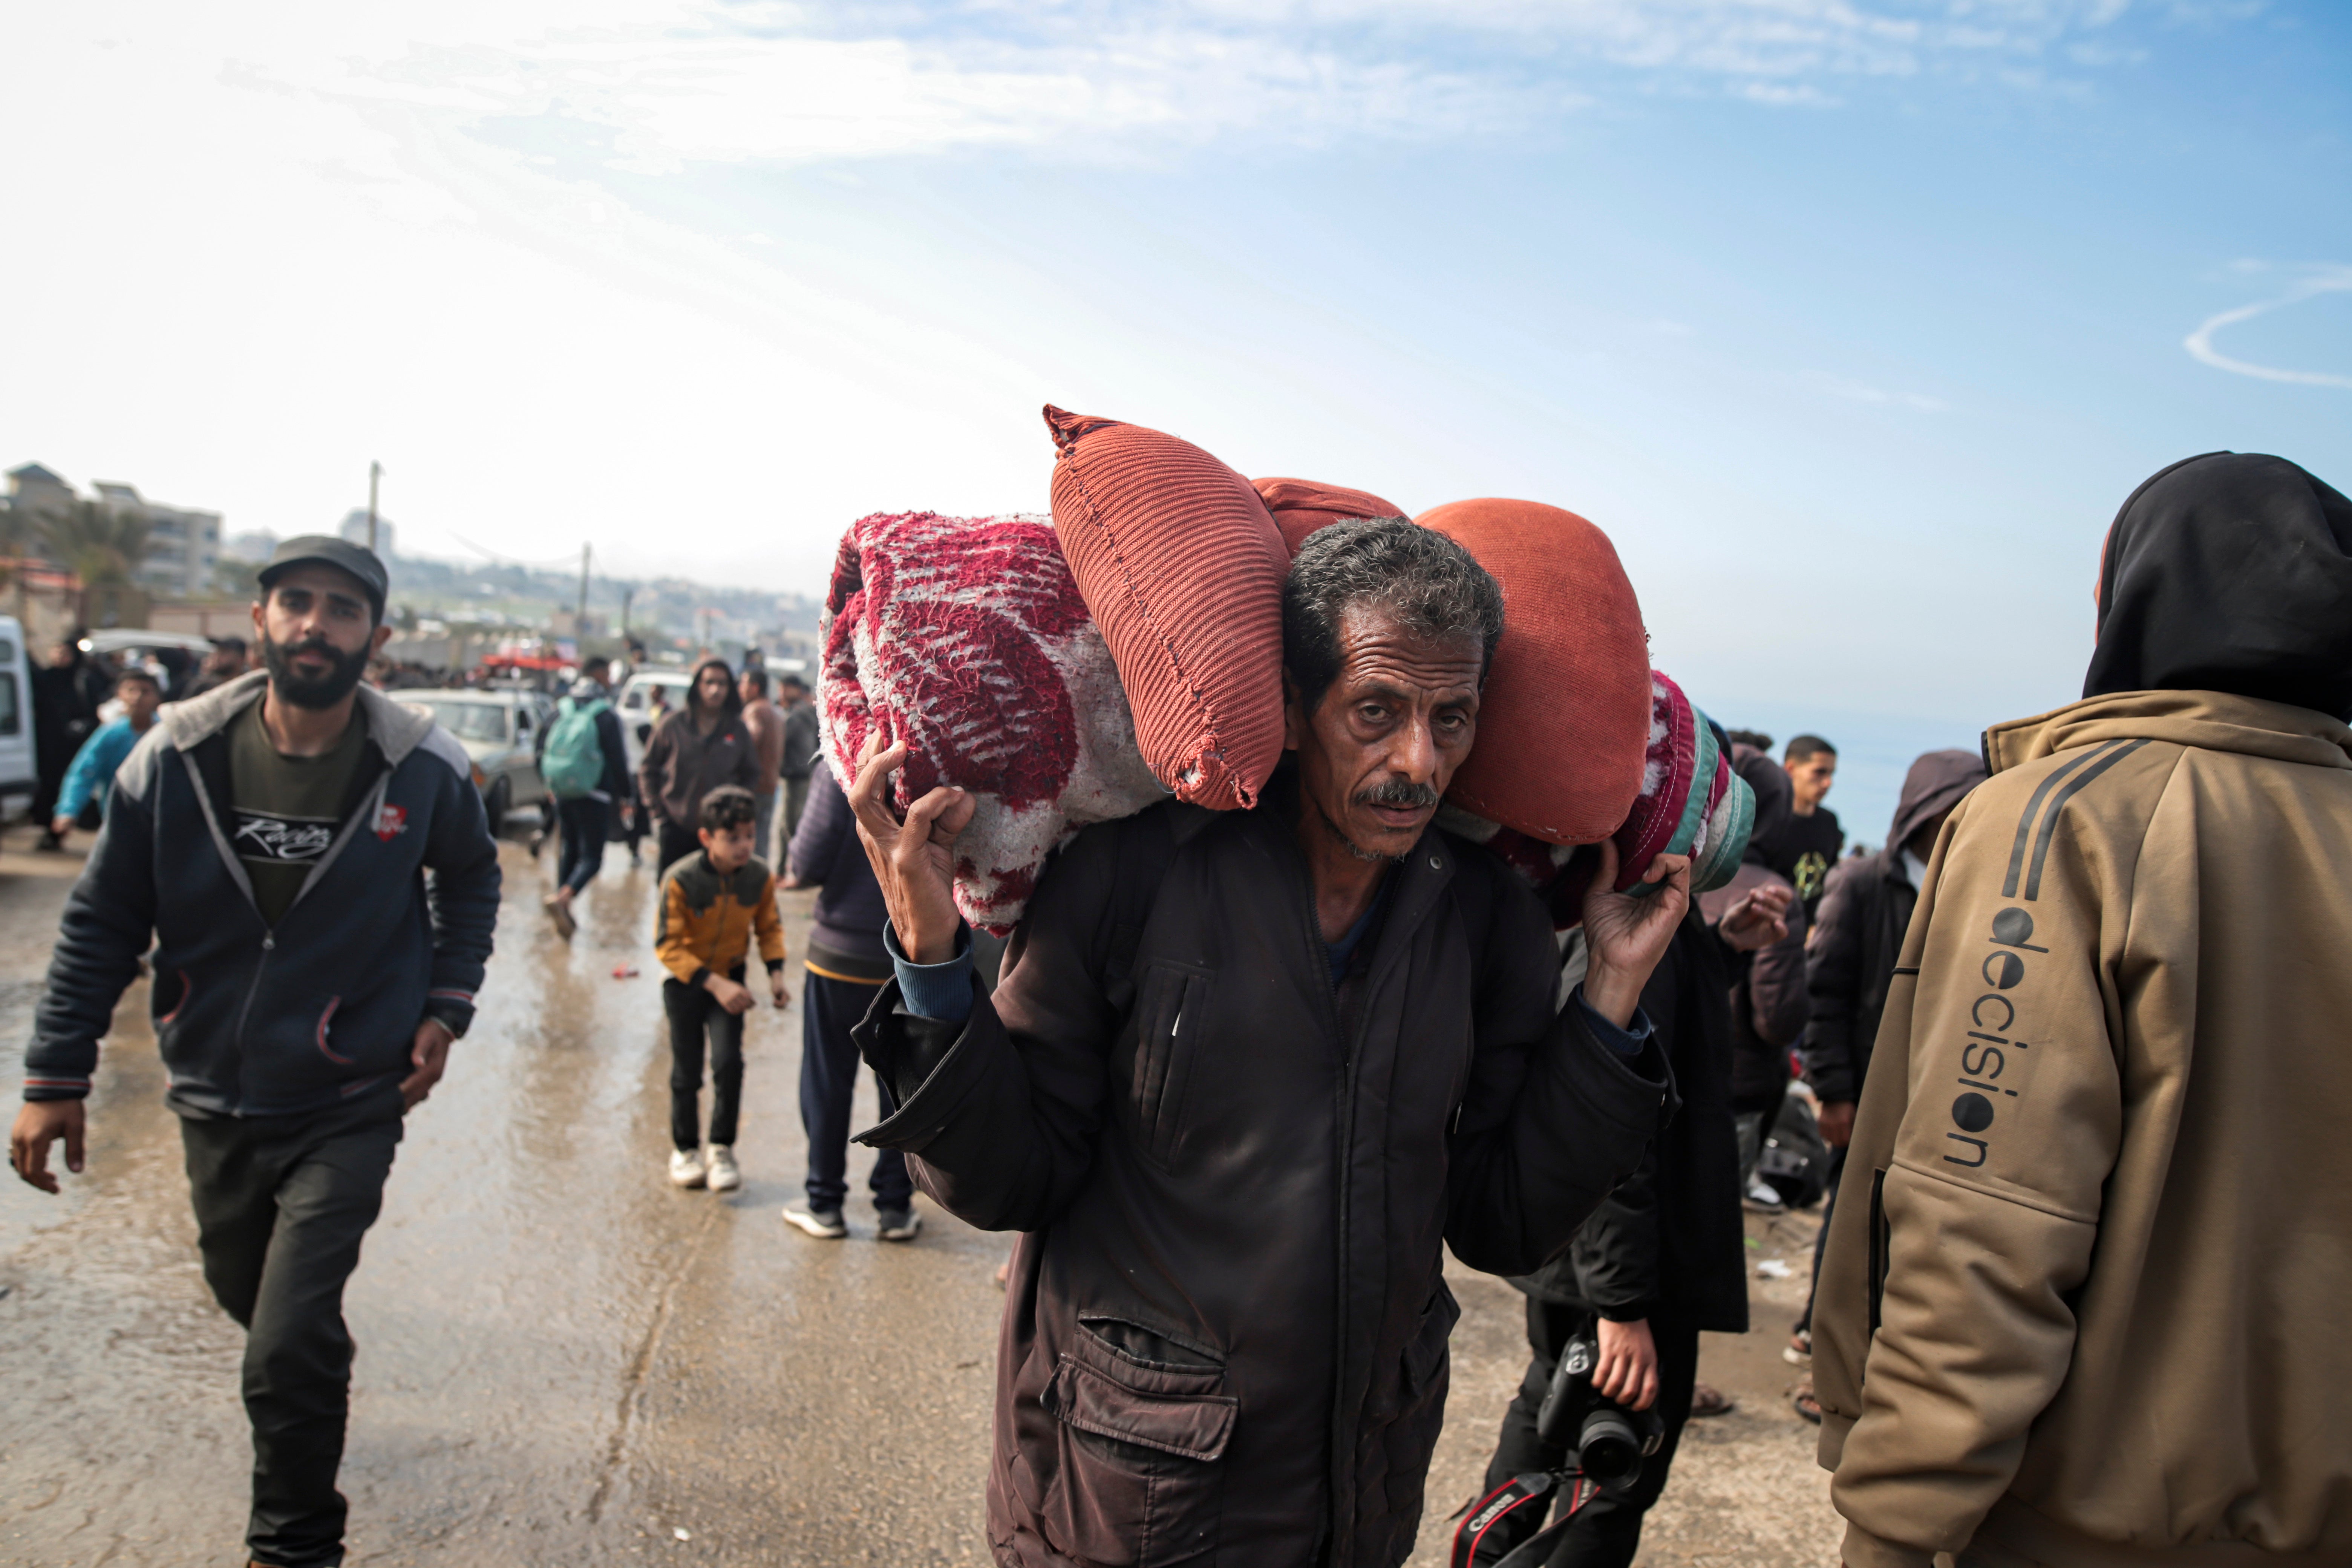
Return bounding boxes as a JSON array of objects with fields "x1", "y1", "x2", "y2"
[
  {"x1": 230, "y1": 931, "x2": 278, "y2": 1109},
  {"x1": 1295, "y1": 866, "x2": 1378, "y2": 1565}
]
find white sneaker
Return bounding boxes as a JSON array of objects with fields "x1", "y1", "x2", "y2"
[
  {"x1": 706, "y1": 1145, "x2": 741, "y2": 1192},
  {"x1": 668, "y1": 1148, "x2": 707, "y2": 1189},
  {"x1": 782, "y1": 1204, "x2": 848, "y2": 1239}
]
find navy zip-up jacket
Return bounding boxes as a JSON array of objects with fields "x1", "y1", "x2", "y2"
[{"x1": 23, "y1": 671, "x2": 501, "y2": 1116}]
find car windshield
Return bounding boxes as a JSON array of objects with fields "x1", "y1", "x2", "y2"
[{"x1": 412, "y1": 700, "x2": 510, "y2": 743}]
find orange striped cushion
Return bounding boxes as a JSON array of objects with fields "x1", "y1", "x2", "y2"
[{"x1": 1045, "y1": 406, "x2": 1289, "y2": 812}]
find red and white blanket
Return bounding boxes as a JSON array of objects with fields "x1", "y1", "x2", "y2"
[{"x1": 819, "y1": 510, "x2": 1167, "y2": 933}]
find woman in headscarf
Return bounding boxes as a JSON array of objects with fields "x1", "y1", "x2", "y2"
[{"x1": 1811, "y1": 453, "x2": 2352, "y2": 1568}]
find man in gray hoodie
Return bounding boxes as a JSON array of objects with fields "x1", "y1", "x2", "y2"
[{"x1": 10, "y1": 537, "x2": 500, "y2": 1568}]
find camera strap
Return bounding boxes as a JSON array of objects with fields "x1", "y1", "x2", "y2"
[{"x1": 1450, "y1": 1473, "x2": 1556, "y2": 1568}]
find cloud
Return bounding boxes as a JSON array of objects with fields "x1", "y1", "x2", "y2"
[
  {"x1": 61, "y1": 0, "x2": 2197, "y2": 183},
  {"x1": 1813, "y1": 374, "x2": 1950, "y2": 412},
  {"x1": 2184, "y1": 266, "x2": 2352, "y2": 391}
]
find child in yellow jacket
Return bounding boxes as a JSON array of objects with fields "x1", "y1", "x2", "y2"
[{"x1": 654, "y1": 785, "x2": 787, "y2": 1192}]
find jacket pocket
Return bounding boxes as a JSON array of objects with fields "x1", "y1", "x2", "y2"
[
  {"x1": 1374, "y1": 1288, "x2": 1458, "y2": 1561},
  {"x1": 1040, "y1": 1318, "x2": 1234, "y2": 1566},
  {"x1": 1866, "y1": 1166, "x2": 1890, "y2": 1339},
  {"x1": 1128, "y1": 962, "x2": 1212, "y2": 1170}
]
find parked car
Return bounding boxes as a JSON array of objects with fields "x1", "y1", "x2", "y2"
[
  {"x1": 402, "y1": 688, "x2": 554, "y2": 832},
  {"x1": 0, "y1": 617, "x2": 36, "y2": 823},
  {"x1": 617, "y1": 668, "x2": 695, "y2": 779}
]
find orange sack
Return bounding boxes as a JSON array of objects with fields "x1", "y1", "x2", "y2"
[
  {"x1": 1418, "y1": 498, "x2": 1651, "y2": 846},
  {"x1": 1252, "y1": 476, "x2": 1409, "y2": 557},
  {"x1": 1045, "y1": 405, "x2": 1289, "y2": 811}
]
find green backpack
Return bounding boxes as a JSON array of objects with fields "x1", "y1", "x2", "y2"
[{"x1": 541, "y1": 696, "x2": 611, "y2": 799}]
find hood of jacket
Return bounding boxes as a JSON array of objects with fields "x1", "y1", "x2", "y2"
[
  {"x1": 2085, "y1": 451, "x2": 2352, "y2": 721},
  {"x1": 686, "y1": 656, "x2": 742, "y2": 723},
  {"x1": 1984, "y1": 688, "x2": 2352, "y2": 778},
  {"x1": 1885, "y1": 749, "x2": 1988, "y2": 854},
  {"x1": 160, "y1": 667, "x2": 440, "y2": 766}
]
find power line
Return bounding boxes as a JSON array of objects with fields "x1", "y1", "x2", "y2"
[{"x1": 446, "y1": 533, "x2": 593, "y2": 570}]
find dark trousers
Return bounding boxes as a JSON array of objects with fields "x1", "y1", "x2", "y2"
[
  {"x1": 1796, "y1": 1146, "x2": 1847, "y2": 1336},
  {"x1": 556, "y1": 796, "x2": 608, "y2": 897},
  {"x1": 656, "y1": 822, "x2": 700, "y2": 879},
  {"x1": 782, "y1": 773, "x2": 811, "y2": 842},
  {"x1": 665, "y1": 972, "x2": 745, "y2": 1150},
  {"x1": 178, "y1": 1094, "x2": 405, "y2": 1568},
  {"x1": 799, "y1": 970, "x2": 911, "y2": 1211},
  {"x1": 1478, "y1": 1300, "x2": 1701, "y2": 1568}
]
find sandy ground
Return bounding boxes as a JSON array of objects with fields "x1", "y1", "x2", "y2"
[{"x1": 0, "y1": 820, "x2": 1843, "y2": 1566}]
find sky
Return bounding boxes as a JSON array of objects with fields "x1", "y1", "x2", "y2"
[{"x1": 5, "y1": 0, "x2": 2348, "y2": 840}]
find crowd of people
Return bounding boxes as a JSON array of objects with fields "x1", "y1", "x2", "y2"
[{"x1": 10, "y1": 449, "x2": 2352, "y2": 1568}]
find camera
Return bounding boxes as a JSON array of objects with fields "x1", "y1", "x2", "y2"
[{"x1": 1533, "y1": 1330, "x2": 1664, "y2": 1492}]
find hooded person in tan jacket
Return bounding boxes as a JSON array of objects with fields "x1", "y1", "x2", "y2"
[{"x1": 1811, "y1": 452, "x2": 2352, "y2": 1568}]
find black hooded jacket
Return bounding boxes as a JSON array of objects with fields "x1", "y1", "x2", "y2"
[
  {"x1": 2086, "y1": 452, "x2": 2352, "y2": 721},
  {"x1": 1801, "y1": 748, "x2": 1987, "y2": 1106},
  {"x1": 1715, "y1": 744, "x2": 1810, "y2": 1112},
  {"x1": 1508, "y1": 907, "x2": 1750, "y2": 1333},
  {"x1": 851, "y1": 796, "x2": 1672, "y2": 1568}
]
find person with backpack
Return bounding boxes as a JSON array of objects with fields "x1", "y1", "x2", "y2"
[{"x1": 538, "y1": 655, "x2": 630, "y2": 940}]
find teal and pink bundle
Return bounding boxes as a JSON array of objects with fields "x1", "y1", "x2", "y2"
[
  {"x1": 1614, "y1": 671, "x2": 1751, "y2": 897},
  {"x1": 1438, "y1": 669, "x2": 1752, "y2": 927}
]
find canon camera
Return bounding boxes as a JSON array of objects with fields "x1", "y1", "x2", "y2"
[{"x1": 1533, "y1": 1330, "x2": 1665, "y2": 1493}]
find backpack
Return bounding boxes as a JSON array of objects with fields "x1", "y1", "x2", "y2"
[
  {"x1": 1756, "y1": 1090, "x2": 1831, "y2": 1210},
  {"x1": 541, "y1": 696, "x2": 611, "y2": 800}
]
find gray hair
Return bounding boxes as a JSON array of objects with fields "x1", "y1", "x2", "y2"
[{"x1": 1281, "y1": 516, "x2": 1506, "y2": 715}]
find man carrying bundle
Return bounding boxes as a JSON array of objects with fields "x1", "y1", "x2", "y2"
[{"x1": 847, "y1": 518, "x2": 1688, "y2": 1568}]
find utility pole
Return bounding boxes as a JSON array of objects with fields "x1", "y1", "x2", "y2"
[
  {"x1": 577, "y1": 542, "x2": 590, "y2": 640},
  {"x1": 366, "y1": 461, "x2": 382, "y2": 553}
]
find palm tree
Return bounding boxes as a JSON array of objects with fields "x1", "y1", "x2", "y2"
[{"x1": 36, "y1": 498, "x2": 153, "y2": 621}]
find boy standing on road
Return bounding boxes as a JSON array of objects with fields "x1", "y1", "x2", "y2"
[
  {"x1": 653, "y1": 784, "x2": 787, "y2": 1194},
  {"x1": 9, "y1": 536, "x2": 500, "y2": 1568},
  {"x1": 49, "y1": 666, "x2": 164, "y2": 839}
]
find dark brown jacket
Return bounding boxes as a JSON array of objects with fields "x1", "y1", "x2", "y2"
[
  {"x1": 855, "y1": 797, "x2": 1672, "y2": 1568},
  {"x1": 636, "y1": 691, "x2": 758, "y2": 831}
]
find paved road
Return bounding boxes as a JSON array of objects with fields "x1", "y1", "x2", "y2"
[{"x1": 0, "y1": 825, "x2": 1838, "y2": 1566}]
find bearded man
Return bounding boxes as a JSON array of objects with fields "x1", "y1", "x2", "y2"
[
  {"x1": 847, "y1": 517, "x2": 1688, "y2": 1568},
  {"x1": 10, "y1": 536, "x2": 501, "y2": 1568}
]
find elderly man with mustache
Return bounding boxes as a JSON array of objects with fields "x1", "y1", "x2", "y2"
[{"x1": 846, "y1": 516, "x2": 1688, "y2": 1568}]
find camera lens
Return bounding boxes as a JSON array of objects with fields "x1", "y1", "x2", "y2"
[{"x1": 1578, "y1": 1409, "x2": 1642, "y2": 1487}]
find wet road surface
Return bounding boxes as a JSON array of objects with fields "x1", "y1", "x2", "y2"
[{"x1": 1, "y1": 827, "x2": 1837, "y2": 1566}]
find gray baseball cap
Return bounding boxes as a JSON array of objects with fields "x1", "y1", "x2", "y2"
[{"x1": 257, "y1": 536, "x2": 389, "y2": 622}]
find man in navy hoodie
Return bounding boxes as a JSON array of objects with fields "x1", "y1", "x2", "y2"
[{"x1": 9, "y1": 536, "x2": 500, "y2": 1568}]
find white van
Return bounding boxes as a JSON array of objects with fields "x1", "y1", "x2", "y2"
[{"x1": 0, "y1": 617, "x2": 38, "y2": 822}]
